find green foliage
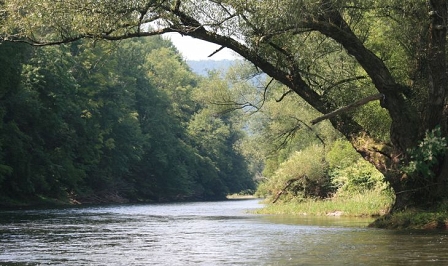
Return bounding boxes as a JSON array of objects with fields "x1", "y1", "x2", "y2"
[
  {"x1": 2, "y1": 0, "x2": 448, "y2": 214},
  {"x1": 145, "y1": 46, "x2": 198, "y2": 123},
  {"x1": 331, "y1": 159, "x2": 386, "y2": 194},
  {"x1": 0, "y1": 37, "x2": 255, "y2": 205},
  {"x1": 326, "y1": 139, "x2": 360, "y2": 169},
  {"x1": 256, "y1": 134, "x2": 388, "y2": 205},
  {"x1": 354, "y1": 102, "x2": 391, "y2": 142},
  {"x1": 403, "y1": 126, "x2": 447, "y2": 178},
  {"x1": 256, "y1": 145, "x2": 331, "y2": 200},
  {"x1": 327, "y1": 139, "x2": 387, "y2": 195}
]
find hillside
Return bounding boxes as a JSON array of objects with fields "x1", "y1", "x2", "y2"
[{"x1": 187, "y1": 59, "x2": 238, "y2": 76}]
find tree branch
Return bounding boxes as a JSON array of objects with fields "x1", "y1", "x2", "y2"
[
  {"x1": 276, "y1": 90, "x2": 293, "y2": 102},
  {"x1": 311, "y1": 93, "x2": 384, "y2": 125},
  {"x1": 325, "y1": 76, "x2": 367, "y2": 91},
  {"x1": 4, "y1": 27, "x2": 174, "y2": 46},
  {"x1": 208, "y1": 46, "x2": 225, "y2": 57}
]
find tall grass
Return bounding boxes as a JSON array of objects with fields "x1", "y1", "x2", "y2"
[{"x1": 254, "y1": 189, "x2": 394, "y2": 217}]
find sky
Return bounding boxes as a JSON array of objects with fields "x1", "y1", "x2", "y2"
[{"x1": 165, "y1": 33, "x2": 240, "y2": 61}]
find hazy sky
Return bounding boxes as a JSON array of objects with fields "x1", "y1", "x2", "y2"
[{"x1": 166, "y1": 33, "x2": 240, "y2": 61}]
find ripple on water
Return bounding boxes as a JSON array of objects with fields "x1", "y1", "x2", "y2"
[{"x1": 1, "y1": 199, "x2": 448, "y2": 265}]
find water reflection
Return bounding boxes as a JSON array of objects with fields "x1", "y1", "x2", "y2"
[
  {"x1": 261, "y1": 214, "x2": 374, "y2": 228},
  {"x1": 0, "y1": 199, "x2": 447, "y2": 265}
]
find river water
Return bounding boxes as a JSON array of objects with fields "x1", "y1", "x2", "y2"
[{"x1": 0, "y1": 199, "x2": 447, "y2": 265}]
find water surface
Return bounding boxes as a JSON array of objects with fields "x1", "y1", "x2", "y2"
[{"x1": 0, "y1": 199, "x2": 447, "y2": 265}]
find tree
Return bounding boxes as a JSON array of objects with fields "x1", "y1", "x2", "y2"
[
  {"x1": 2, "y1": 0, "x2": 447, "y2": 210},
  {"x1": 129, "y1": 37, "x2": 255, "y2": 201}
]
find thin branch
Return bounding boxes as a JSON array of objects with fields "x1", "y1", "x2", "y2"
[
  {"x1": 276, "y1": 90, "x2": 293, "y2": 102},
  {"x1": 259, "y1": 78, "x2": 274, "y2": 109},
  {"x1": 275, "y1": 123, "x2": 302, "y2": 148},
  {"x1": 210, "y1": 100, "x2": 259, "y2": 112},
  {"x1": 208, "y1": 46, "x2": 225, "y2": 57},
  {"x1": 311, "y1": 93, "x2": 384, "y2": 125},
  {"x1": 267, "y1": 41, "x2": 292, "y2": 59},
  {"x1": 325, "y1": 76, "x2": 367, "y2": 91},
  {"x1": 4, "y1": 26, "x2": 174, "y2": 46},
  {"x1": 289, "y1": 116, "x2": 326, "y2": 148}
]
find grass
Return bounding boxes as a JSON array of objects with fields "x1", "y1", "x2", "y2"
[
  {"x1": 226, "y1": 193, "x2": 258, "y2": 199},
  {"x1": 370, "y1": 206, "x2": 448, "y2": 229},
  {"x1": 254, "y1": 190, "x2": 394, "y2": 217}
]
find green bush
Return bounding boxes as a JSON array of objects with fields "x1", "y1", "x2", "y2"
[
  {"x1": 326, "y1": 139, "x2": 360, "y2": 169},
  {"x1": 255, "y1": 145, "x2": 331, "y2": 200},
  {"x1": 326, "y1": 139, "x2": 387, "y2": 196},
  {"x1": 403, "y1": 126, "x2": 447, "y2": 178},
  {"x1": 331, "y1": 158, "x2": 387, "y2": 195}
]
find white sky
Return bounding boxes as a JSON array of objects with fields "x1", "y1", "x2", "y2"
[{"x1": 165, "y1": 33, "x2": 240, "y2": 61}]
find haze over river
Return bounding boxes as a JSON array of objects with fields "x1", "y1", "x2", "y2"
[{"x1": 1, "y1": 199, "x2": 447, "y2": 265}]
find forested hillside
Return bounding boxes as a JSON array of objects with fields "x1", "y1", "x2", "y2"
[
  {"x1": 187, "y1": 60, "x2": 236, "y2": 76},
  {"x1": 0, "y1": 37, "x2": 255, "y2": 206}
]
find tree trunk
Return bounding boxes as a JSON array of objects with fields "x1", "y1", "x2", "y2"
[{"x1": 425, "y1": 0, "x2": 447, "y2": 131}]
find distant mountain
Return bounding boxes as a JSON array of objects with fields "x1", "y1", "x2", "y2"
[{"x1": 187, "y1": 59, "x2": 239, "y2": 76}]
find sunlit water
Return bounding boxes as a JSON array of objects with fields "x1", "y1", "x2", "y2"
[{"x1": 1, "y1": 199, "x2": 448, "y2": 265}]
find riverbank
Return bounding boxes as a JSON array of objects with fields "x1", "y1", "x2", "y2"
[
  {"x1": 254, "y1": 190, "x2": 393, "y2": 217},
  {"x1": 4, "y1": 192, "x2": 448, "y2": 230},
  {"x1": 254, "y1": 191, "x2": 448, "y2": 230},
  {"x1": 370, "y1": 208, "x2": 448, "y2": 229},
  {"x1": 0, "y1": 192, "x2": 256, "y2": 210},
  {"x1": 226, "y1": 194, "x2": 259, "y2": 200},
  {"x1": 0, "y1": 192, "x2": 131, "y2": 209},
  {"x1": 0, "y1": 195, "x2": 70, "y2": 209}
]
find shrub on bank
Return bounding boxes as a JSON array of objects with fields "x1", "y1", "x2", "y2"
[
  {"x1": 255, "y1": 139, "x2": 394, "y2": 218},
  {"x1": 255, "y1": 145, "x2": 332, "y2": 201},
  {"x1": 326, "y1": 139, "x2": 388, "y2": 196},
  {"x1": 330, "y1": 159, "x2": 387, "y2": 195}
]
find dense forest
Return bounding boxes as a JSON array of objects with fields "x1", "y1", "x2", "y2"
[{"x1": 0, "y1": 37, "x2": 255, "y2": 206}]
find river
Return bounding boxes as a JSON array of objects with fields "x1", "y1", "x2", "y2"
[{"x1": 0, "y1": 199, "x2": 447, "y2": 265}]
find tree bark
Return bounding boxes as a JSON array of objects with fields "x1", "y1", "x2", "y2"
[
  {"x1": 426, "y1": 0, "x2": 447, "y2": 131},
  {"x1": 427, "y1": 0, "x2": 448, "y2": 208}
]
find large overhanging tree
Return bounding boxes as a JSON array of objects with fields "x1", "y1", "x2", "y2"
[{"x1": 1, "y1": 0, "x2": 447, "y2": 211}]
